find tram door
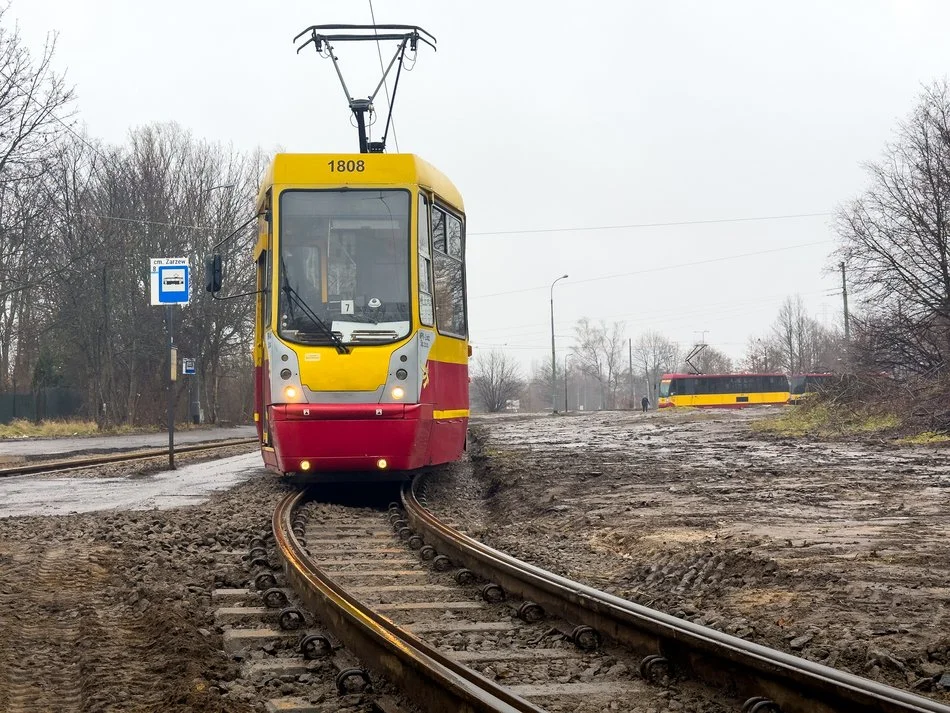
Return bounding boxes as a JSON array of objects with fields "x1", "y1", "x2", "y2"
[{"x1": 256, "y1": 198, "x2": 273, "y2": 446}]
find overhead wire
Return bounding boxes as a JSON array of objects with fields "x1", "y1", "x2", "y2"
[
  {"x1": 368, "y1": 0, "x2": 399, "y2": 152},
  {"x1": 472, "y1": 288, "x2": 836, "y2": 338},
  {"x1": 469, "y1": 239, "x2": 835, "y2": 300},
  {"x1": 467, "y1": 211, "x2": 833, "y2": 237},
  {"x1": 472, "y1": 301, "x2": 811, "y2": 349}
]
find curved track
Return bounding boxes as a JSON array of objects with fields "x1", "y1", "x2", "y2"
[{"x1": 271, "y1": 476, "x2": 950, "y2": 713}]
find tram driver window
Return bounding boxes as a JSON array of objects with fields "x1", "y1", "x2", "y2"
[{"x1": 278, "y1": 190, "x2": 412, "y2": 345}]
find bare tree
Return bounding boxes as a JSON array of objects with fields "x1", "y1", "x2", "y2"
[
  {"x1": 39, "y1": 124, "x2": 259, "y2": 427},
  {"x1": 632, "y1": 331, "x2": 679, "y2": 402},
  {"x1": 766, "y1": 295, "x2": 843, "y2": 374},
  {"x1": 0, "y1": 11, "x2": 74, "y2": 392},
  {"x1": 0, "y1": 12, "x2": 75, "y2": 181},
  {"x1": 680, "y1": 344, "x2": 733, "y2": 374},
  {"x1": 837, "y1": 81, "x2": 950, "y2": 376},
  {"x1": 470, "y1": 349, "x2": 523, "y2": 412},
  {"x1": 742, "y1": 335, "x2": 784, "y2": 372},
  {"x1": 571, "y1": 318, "x2": 625, "y2": 409}
]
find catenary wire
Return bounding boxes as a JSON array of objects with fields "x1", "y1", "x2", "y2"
[
  {"x1": 369, "y1": 0, "x2": 399, "y2": 153},
  {"x1": 467, "y1": 211, "x2": 832, "y2": 237},
  {"x1": 470, "y1": 239, "x2": 834, "y2": 299},
  {"x1": 472, "y1": 288, "x2": 835, "y2": 338}
]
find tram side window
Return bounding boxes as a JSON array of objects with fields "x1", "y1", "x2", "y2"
[
  {"x1": 675, "y1": 378, "x2": 696, "y2": 395},
  {"x1": 260, "y1": 250, "x2": 271, "y2": 328},
  {"x1": 418, "y1": 194, "x2": 434, "y2": 327},
  {"x1": 432, "y1": 206, "x2": 466, "y2": 337}
]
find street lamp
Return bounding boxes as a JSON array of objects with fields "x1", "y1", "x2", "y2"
[
  {"x1": 564, "y1": 353, "x2": 574, "y2": 413},
  {"x1": 550, "y1": 274, "x2": 568, "y2": 414}
]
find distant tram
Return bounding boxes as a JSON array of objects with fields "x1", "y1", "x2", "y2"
[{"x1": 658, "y1": 373, "x2": 790, "y2": 408}]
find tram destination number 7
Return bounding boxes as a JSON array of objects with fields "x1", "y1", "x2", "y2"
[{"x1": 328, "y1": 159, "x2": 365, "y2": 173}]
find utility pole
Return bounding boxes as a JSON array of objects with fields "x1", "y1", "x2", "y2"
[
  {"x1": 549, "y1": 274, "x2": 568, "y2": 414},
  {"x1": 840, "y1": 261, "x2": 850, "y2": 341},
  {"x1": 628, "y1": 338, "x2": 633, "y2": 408}
]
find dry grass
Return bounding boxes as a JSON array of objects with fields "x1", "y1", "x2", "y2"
[
  {"x1": 753, "y1": 372, "x2": 950, "y2": 442},
  {"x1": 0, "y1": 419, "x2": 152, "y2": 439},
  {"x1": 753, "y1": 402, "x2": 901, "y2": 439},
  {"x1": 0, "y1": 419, "x2": 100, "y2": 439},
  {"x1": 897, "y1": 431, "x2": 950, "y2": 445}
]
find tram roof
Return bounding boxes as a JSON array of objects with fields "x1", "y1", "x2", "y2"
[{"x1": 258, "y1": 153, "x2": 463, "y2": 210}]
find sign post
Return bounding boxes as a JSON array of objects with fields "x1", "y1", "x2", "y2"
[{"x1": 151, "y1": 258, "x2": 190, "y2": 469}]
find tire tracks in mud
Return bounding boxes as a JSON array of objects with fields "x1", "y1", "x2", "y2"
[{"x1": 0, "y1": 542, "x2": 168, "y2": 712}]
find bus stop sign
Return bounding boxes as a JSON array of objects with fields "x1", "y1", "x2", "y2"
[{"x1": 150, "y1": 258, "x2": 190, "y2": 305}]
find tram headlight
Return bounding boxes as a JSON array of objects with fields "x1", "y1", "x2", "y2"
[
  {"x1": 284, "y1": 386, "x2": 298, "y2": 400},
  {"x1": 391, "y1": 386, "x2": 405, "y2": 400},
  {"x1": 395, "y1": 368, "x2": 408, "y2": 380},
  {"x1": 280, "y1": 368, "x2": 292, "y2": 380},
  {"x1": 377, "y1": 459, "x2": 388, "y2": 469},
  {"x1": 299, "y1": 460, "x2": 310, "y2": 471}
]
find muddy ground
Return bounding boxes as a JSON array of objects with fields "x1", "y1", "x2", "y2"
[
  {"x1": 0, "y1": 446, "x2": 411, "y2": 713},
  {"x1": 0, "y1": 449, "x2": 274, "y2": 713},
  {"x1": 424, "y1": 408, "x2": 950, "y2": 701},
  {"x1": 3, "y1": 412, "x2": 949, "y2": 711}
]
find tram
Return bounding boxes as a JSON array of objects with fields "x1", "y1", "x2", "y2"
[
  {"x1": 206, "y1": 26, "x2": 469, "y2": 479},
  {"x1": 239, "y1": 153, "x2": 468, "y2": 479},
  {"x1": 657, "y1": 373, "x2": 790, "y2": 408}
]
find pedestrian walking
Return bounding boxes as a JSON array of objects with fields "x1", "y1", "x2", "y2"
[{"x1": 640, "y1": 395, "x2": 649, "y2": 413}]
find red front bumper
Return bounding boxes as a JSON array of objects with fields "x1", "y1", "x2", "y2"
[{"x1": 266, "y1": 402, "x2": 434, "y2": 474}]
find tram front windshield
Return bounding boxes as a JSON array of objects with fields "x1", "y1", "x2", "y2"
[{"x1": 278, "y1": 190, "x2": 410, "y2": 345}]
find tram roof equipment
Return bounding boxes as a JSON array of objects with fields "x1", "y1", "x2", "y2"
[{"x1": 294, "y1": 24, "x2": 437, "y2": 155}]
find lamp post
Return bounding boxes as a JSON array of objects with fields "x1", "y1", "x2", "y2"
[
  {"x1": 564, "y1": 353, "x2": 574, "y2": 413},
  {"x1": 550, "y1": 274, "x2": 568, "y2": 414}
]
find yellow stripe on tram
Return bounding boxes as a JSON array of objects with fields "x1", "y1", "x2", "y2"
[{"x1": 433, "y1": 409, "x2": 470, "y2": 420}]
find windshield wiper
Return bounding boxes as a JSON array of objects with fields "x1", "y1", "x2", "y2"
[{"x1": 280, "y1": 271, "x2": 350, "y2": 354}]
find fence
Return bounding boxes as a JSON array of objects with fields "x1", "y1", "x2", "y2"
[{"x1": 0, "y1": 388, "x2": 84, "y2": 424}]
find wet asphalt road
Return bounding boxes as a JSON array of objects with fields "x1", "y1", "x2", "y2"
[
  {"x1": 0, "y1": 452, "x2": 264, "y2": 517},
  {"x1": 0, "y1": 425, "x2": 257, "y2": 457}
]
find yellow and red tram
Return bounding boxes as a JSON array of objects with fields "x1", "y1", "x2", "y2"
[
  {"x1": 249, "y1": 153, "x2": 469, "y2": 479},
  {"x1": 657, "y1": 373, "x2": 789, "y2": 408}
]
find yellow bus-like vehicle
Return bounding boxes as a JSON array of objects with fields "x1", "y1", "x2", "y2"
[{"x1": 658, "y1": 373, "x2": 790, "y2": 408}]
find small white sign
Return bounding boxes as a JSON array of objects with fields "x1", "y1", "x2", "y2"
[{"x1": 150, "y1": 257, "x2": 190, "y2": 306}]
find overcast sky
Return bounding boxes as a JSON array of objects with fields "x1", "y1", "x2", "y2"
[{"x1": 13, "y1": 1, "x2": 950, "y2": 369}]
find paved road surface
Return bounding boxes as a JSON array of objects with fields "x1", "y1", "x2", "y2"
[
  {"x1": 0, "y1": 452, "x2": 263, "y2": 517},
  {"x1": 0, "y1": 426, "x2": 257, "y2": 457}
]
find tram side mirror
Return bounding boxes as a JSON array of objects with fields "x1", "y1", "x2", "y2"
[{"x1": 205, "y1": 253, "x2": 222, "y2": 293}]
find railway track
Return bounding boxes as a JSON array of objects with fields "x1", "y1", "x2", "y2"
[
  {"x1": 220, "y1": 475, "x2": 950, "y2": 713},
  {"x1": 0, "y1": 438, "x2": 258, "y2": 478}
]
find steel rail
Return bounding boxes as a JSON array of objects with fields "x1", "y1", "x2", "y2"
[
  {"x1": 0, "y1": 438, "x2": 258, "y2": 478},
  {"x1": 272, "y1": 489, "x2": 547, "y2": 713},
  {"x1": 402, "y1": 476, "x2": 950, "y2": 713}
]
